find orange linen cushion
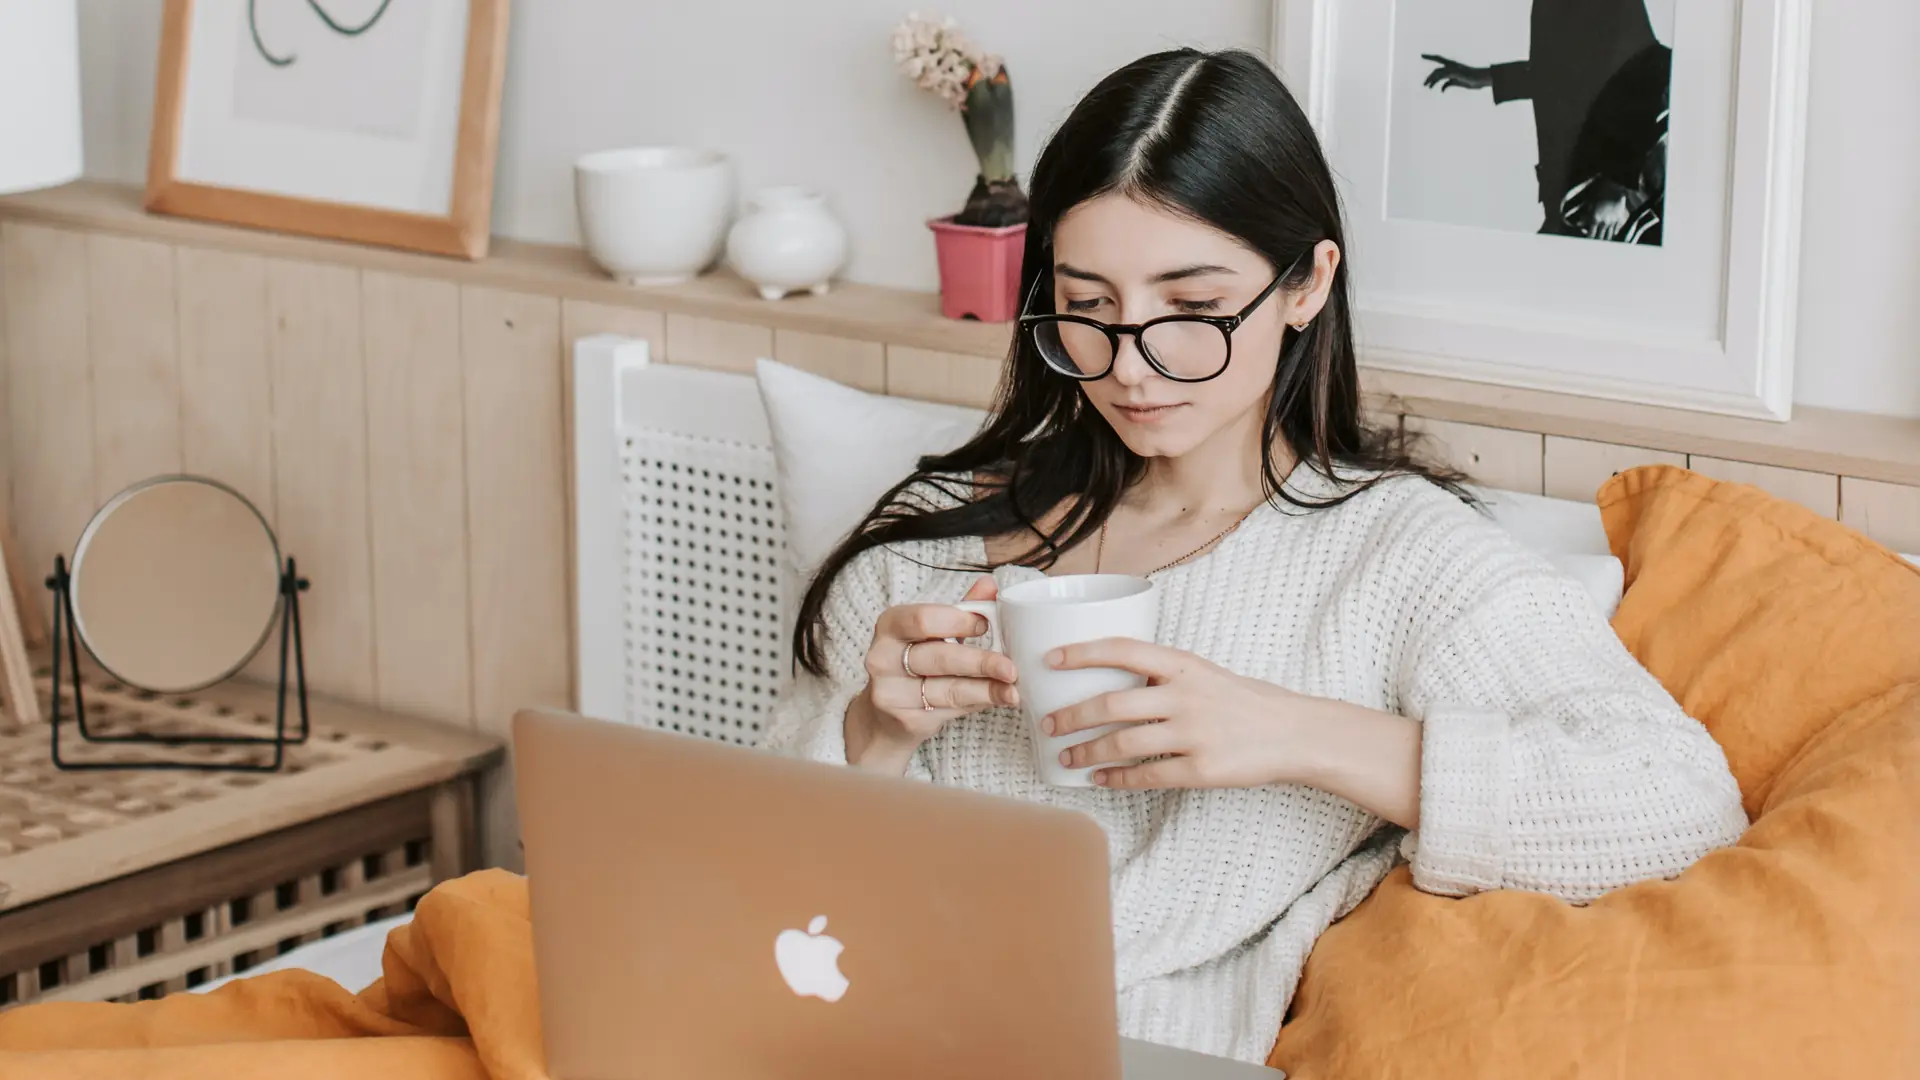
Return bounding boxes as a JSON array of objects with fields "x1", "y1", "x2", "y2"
[{"x1": 1269, "y1": 466, "x2": 1920, "y2": 1080}]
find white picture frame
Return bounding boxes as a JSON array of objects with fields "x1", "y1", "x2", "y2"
[{"x1": 1271, "y1": 0, "x2": 1812, "y2": 420}]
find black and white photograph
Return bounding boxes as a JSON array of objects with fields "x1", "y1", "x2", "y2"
[
  {"x1": 1279, "y1": 0, "x2": 1807, "y2": 417},
  {"x1": 1388, "y1": 0, "x2": 1674, "y2": 245}
]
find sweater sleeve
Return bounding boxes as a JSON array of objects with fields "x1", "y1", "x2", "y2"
[
  {"x1": 1488, "y1": 60, "x2": 1534, "y2": 103},
  {"x1": 757, "y1": 546, "x2": 933, "y2": 781},
  {"x1": 1398, "y1": 561, "x2": 1748, "y2": 903}
]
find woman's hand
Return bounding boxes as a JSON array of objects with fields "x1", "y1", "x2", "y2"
[
  {"x1": 1042, "y1": 638, "x2": 1422, "y2": 827},
  {"x1": 1042, "y1": 639, "x2": 1303, "y2": 789},
  {"x1": 845, "y1": 575, "x2": 1019, "y2": 774},
  {"x1": 1420, "y1": 54, "x2": 1494, "y2": 92}
]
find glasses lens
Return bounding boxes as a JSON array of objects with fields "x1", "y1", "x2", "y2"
[
  {"x1": 1140, "y1": 320, "x2": 1230, "y2": 380},
  {"x1": 1033, "y1": 319, "x2": 1115, "y2": 377}
]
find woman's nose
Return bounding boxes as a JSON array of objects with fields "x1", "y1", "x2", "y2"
[{"x1": 1109, "y1": 332, "x2": 1154, "y2": 386}]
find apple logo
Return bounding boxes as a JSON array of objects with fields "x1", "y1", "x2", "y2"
[{"x1": 774, "y1": 915, "x2": 849, "y2": 1002}]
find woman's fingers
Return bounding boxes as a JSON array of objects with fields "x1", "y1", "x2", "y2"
[
  {"x1": 865, "y1": 638, "x2": 1013, "y2": 684},
  {"x1": 1043, "y1": 685, "x2": 1173, "y2": 737},
  {"x1": 875, "y1": 674, "x2": 1015, "y2": 714},
  {"x1": 1045, "y1": 638, "x2": 1193, "y2": 681},
  {"x1": 1059, "y1": 717, "x2": 1182, "y2": 771},
  {"x1": 910, "y1": 641, "x2": 1016, "y2": 682},
  {"x1": 920, "y1": 675, "x2": 1017, "y2": 712},
  {"x1": 876, "y1": 602, "x2": 992, "y2": 644},
  {"x1": 1091, "y1": 756, "x2": 1195, "y2": 790}
]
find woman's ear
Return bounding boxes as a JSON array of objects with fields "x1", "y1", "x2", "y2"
[{"x1": 1286, "y1": 239, "x2": 1342, "y2": 327}]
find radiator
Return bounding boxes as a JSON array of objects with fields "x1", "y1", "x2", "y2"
[{"x1": 572, "y1": 336, "x2": 792, "y2": 747}]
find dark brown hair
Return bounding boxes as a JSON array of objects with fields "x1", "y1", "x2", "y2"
[{"x1": 794, "y1": 48, "x2": 1466, "y2": 676}]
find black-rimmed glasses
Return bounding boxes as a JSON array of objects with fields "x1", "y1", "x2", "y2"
[{"x1": 1016, "y1": 254, "x2": 1302, "y2": 383}]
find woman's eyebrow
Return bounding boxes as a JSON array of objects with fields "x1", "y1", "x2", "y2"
[
  {"x1": 1151, "y1": 263, "x2": 1238, "y2": 283},
  {"x1": 1054, "y1": 263, "x2": 1239, "y2": 285}
]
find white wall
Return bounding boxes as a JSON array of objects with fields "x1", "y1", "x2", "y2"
[
  {"x1": 1790, "y1": 0, "x2": 1920, "y2": 419},
  {"x1": 72, "y1": 1, "x2": 1919, "y2": 419},
  {"x1": 76, "y1": 0, "x2": 1266, "y2": 287}
]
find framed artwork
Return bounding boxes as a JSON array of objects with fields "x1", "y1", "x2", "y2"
[
  {"x1": 1272, "y1": 0, "x2": 1811, "y2": 419},
  {"x1": 146, "y1": 0, "x2": 510, "y2": 260}
]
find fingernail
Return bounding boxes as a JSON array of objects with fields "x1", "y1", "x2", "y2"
[
  {"x1": 1040, "y1": 713, "x2": 1055, "y2": 735},
  {"x1": 1092, "y1": 770, "x2": 1109, "y2": 786},
  {"x1": 1006, "y1": 686, "x2": 1020, "y2": 707},
  {"x1": 1045, "y1": 648, "x2": 1063, "y2": 667},
  {"x1": 1058, "y1": 750, "x2": 1073, "y2": 767}
]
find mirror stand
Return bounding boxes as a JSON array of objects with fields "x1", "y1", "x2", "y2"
[{"x1": 43, "y1": 556, "x2": 312, "y2": 772}]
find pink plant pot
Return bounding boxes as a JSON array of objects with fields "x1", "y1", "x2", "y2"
[{"x1": 928, "y1": 217, "x2": 1028, "y2": 322}]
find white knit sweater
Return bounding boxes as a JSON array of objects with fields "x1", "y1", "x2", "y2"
[{"x1": 759, "y1": 467, "x2": 1747, "y2": 1063}]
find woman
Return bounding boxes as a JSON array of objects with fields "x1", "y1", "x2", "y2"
[{"x1": 761, "y1": 48, "x2": 1744, "y2": 1063}]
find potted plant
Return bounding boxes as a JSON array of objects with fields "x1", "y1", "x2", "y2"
[{"x1": 890, "y1": 12, "x2": 1028, "y2": 322}]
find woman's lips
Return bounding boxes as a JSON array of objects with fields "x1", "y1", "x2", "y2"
[{"x1": 1112, "y1": 402, "x2": 1186, "y2": 423}]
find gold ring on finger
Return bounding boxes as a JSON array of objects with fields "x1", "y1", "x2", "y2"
[
  {"x1": 919, "y1": 677, "x2": 933, "y2": 712},
  {"x1": 901, "y1": 641, "x2": 921, "y2": 679}
]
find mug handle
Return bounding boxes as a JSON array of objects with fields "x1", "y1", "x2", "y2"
[{"x1": 949, "y1": 600, "x2": 1001, "y2": 653}]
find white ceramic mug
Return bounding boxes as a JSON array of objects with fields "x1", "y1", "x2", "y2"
[{"x1": 956, "y1": 574, "x2": 1160, "y2": 787}]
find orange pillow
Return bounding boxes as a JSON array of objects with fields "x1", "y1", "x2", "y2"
[{"x1": 1270, "y1": 466, "x2": 1920, "y2": 1080}]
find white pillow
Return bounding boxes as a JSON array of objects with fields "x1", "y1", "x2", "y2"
[
  {"x1": 754, "y1": 358, "x2": 984, "y2": 574},
  {"x1": 754, "y1": 359, "x2": 1627, "y2": 614},
  {"x1": 1475, "y1": 487, "x2": 1623, "y2": 617},
  {"x1": 1542, "y1": 553, "x2": 1626, "y2": 619}
]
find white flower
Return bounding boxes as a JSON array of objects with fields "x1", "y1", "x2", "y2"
[{"x1": 889, "y1": 11, "x2": 997, "y2": 109}]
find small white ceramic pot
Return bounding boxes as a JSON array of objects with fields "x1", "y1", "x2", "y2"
[
  {"x1": 725, "y1": 187, "x2": 849, "y2": 300},
  {"x1": 575, "y1": 147, "x2": 734, "y2": 286}
]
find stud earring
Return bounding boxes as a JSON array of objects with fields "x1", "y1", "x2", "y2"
[{"x1": 1290, "y1": 320, "x2": 1311, "y2": 332}]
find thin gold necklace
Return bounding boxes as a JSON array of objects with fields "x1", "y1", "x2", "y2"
[{"x1": 1095, "y1": 505, "x2": 1259, "y2": 577}]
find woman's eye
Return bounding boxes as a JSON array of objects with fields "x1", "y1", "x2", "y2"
[
  {"x1": 1064, "y1": 297, "x2": 1105, "y2": 313},
  {"x1": 1173, "y1": 298, "x2": 1224, "y2": 314}
]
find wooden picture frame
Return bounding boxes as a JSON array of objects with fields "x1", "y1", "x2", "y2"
[
  {"x1": 1271, "y1": 0, "x2": 1812, "y2": 420},
  {"x1": 145, "y1": 0, "x2": 510, "y2": 260}
]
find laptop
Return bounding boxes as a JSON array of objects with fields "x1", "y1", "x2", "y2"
[{"x1": 514, "y1": 708, "x2": 1283, "y2": 1079}]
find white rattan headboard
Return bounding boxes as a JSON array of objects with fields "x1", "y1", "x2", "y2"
[{"x1": 572, "y1": 334, "x2": 792, "y2": 746}]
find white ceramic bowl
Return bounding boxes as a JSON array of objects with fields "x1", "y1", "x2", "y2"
[{"x1": 574, "y1": 147, "x2": 734, "y2": 286}]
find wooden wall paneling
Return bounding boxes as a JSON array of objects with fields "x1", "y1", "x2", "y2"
[
  {"x1": 885, "y1": 345, "x2": 1001, "y2": 408},
  {"x1": 362, "y1": 271, "x2": 473, "y2": 726},
  {"x1": 560, "y1": 299, "x2": 665, "y2": 353},
  {"x1": 0, "y1": 223, "x2": 97, "y2": 591},
  {"x1": 0, "y1": 225, "x2": 10, "y2": 528},
  {"x1": 1687, "y1": 456, "x2": 1839, "y2": 518},
  {"x1": 176, "y1": 246, "x2": 279, "y2": 684},
  {"x1": 0, "y1": 226, "x2": 44, "y2": 650},
  {"x1": 265, "y1": 259, "x2": 376, "y2": 703},
  {"x1": 177, "y1": 247, "x2": 275, "y2": 518},
  {"x1": 1404, "y1": 416, "x2": 1544, "y2": 494},
  {"x1": 1542, "y1": 436, "x2": 1688, "y2": 503},
  {"x1": 462, "y1": 286, "x2": 568, "y2": 869},
  {"x1": 1840, "y1": 478, "x2": 1920, "y2": 555},
  {"x1": 663, "y1": 313, "x2": 771, "y2": 373},
  {"x1": 87, "y1": 235, "x2": 182, "y2": 502},
  {"x1": 772, "y1": 329, "x2": 886, "y2": 392}
]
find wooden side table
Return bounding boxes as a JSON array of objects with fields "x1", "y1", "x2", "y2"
[{"x1": 0, "y1": 656, "x2": 503, "y2": 1006}]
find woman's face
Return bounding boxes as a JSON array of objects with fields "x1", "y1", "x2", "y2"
[{"x1": 1047, "y1": 193, "x2": 1336, "y2": 462}]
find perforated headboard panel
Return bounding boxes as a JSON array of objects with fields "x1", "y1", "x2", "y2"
[
  {"x1": 574, "y1": 336, "x2": 793, "y2": 744},
  {"x1": 619, "y1": 428, "x2": 786, "y2": 744}
]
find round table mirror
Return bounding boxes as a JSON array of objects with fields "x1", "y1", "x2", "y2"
[{"x1": 70, "y1": 477, "x2": 283, "y2": 694}]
